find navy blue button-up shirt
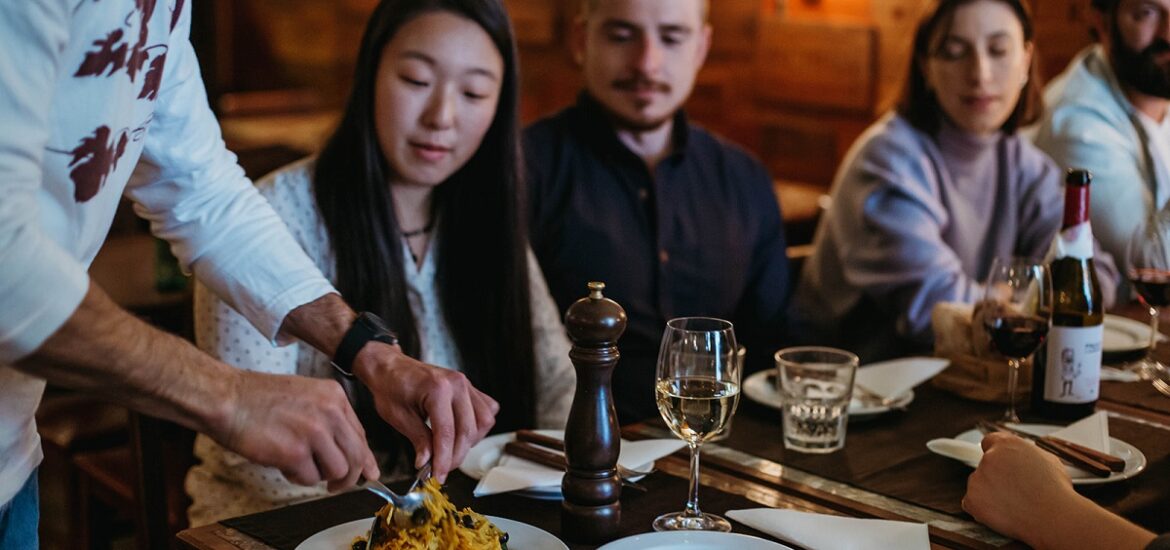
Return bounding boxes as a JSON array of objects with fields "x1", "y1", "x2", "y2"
[{"x1": 525, "y1": 94, "x2": 791, "y2": 424}]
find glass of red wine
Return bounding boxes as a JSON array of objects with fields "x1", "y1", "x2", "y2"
[
  {"x1": 1125, "y1": 216, "x2": 1170, "y2": 379},
  {"x1": 982, "y1": 257, "x2": 1052, "y2": 423}
]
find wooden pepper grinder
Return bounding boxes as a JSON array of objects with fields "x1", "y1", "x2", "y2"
[{"x1": 561, "y1": 281, "x2": 626, "y2": 544}]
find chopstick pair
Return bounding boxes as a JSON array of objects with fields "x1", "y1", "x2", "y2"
[
  {"x1": 503, "y1": 429, "x2": 567, "y2": 470},
  {"x1": 502, "y1": 430, "x2": 649, "y2": 491},
  {"x1": 976, "y1": 421, "x2": 1124, "y2": 477}
]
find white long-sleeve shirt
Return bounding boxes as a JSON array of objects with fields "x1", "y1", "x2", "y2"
[
  {"x1": 1034, "y1": 45, "x2": 1170, "y2": 303},
  {"x1": 0, "y1": 0, "x2": 335, "y2": 507}
]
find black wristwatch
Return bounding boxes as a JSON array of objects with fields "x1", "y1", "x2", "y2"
[{"x1": 331, "y1": 312, "x2": 399, "y2": 378}]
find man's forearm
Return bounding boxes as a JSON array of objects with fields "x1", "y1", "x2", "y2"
[
  {"x1": 278, "y1": 292, "x2": 356, "y2": 359},
  {"x1": 13, "y1": 280, "x2": 236, "y2": 435}
]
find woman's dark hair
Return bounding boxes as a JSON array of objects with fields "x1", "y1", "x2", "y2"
[
  {"x1": 314, "y1": 0, "x2": 535, "y2": 435},
  {"x1": 897, "y1": 0, "x2": 1043, "y2": 135}
]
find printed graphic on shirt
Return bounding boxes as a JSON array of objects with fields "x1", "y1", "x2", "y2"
[
  {"x1": 67, "y1": 126, "x2": 129, "y2": 202},
  {"x1": 139, "y1": 53, "x2": 166, "y2": 100},
  {"x1": 171, "y1": 0, "x2": 185, "y2": 31},
  {"x1": 63, "y1": 0, "x2": 179, "y2": 202}
]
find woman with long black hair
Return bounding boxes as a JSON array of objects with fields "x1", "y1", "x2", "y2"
[{"x1": 184, "y1": 0, "x2": 574, "y2": 525}]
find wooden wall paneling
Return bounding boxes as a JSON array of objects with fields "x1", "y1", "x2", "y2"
[
  {"x1": 708, "y1": 0, "x2": 762, "y2": 58},
  {"x1": 870, "y1": 0, "x2": 931, "y2": 114},
  {"x1": 686, "y1": 63, "x2": 758, "y2": 148},
  {"x1": 784, "y1": 0, "x2": 872, "y2": 23},
  {"x1": 1032, "y1": 0, "x2": 1093, "y2": 81},
  {"x1": 516, "y1": 49, "x2": 580, "y2": 124},
  {"x1": 505, "y1": 0, "x2": 561, "y2": 46},
  {"x1": 753, "y1": 18, "x2": 877, "y2": 112},
  {"x1": 752, "y1": 108, "x2": 868, "y2": 186}
]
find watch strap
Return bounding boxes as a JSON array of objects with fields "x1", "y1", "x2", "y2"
[{"x1": 332, "y1": 312, "x2": 399, "y2": 378}]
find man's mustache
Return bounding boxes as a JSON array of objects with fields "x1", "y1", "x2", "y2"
[
  {"x1": 612, "y1": 77, "x2": 671, "y2": 94},
  {"x1": 1143, "y1": 39, "x2": 1170, "y2": 59}
]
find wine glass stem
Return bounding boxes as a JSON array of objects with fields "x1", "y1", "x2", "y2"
[
  {"x1": 1005, "y1": 358, "x2": 1020, "y2": 423},
  {"x1": 684, "y1": 442, "x2": 702, "y2": 518},
  {"x1": 1149, "y1": 306, "x2": 1160, "y2": 358}
]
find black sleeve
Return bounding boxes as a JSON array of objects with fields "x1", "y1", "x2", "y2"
[{"x1": 1147, "y1": 534, "x2": 1170, "y2": 550}]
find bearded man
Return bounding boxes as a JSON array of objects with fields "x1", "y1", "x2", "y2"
[
  {"x1": 1033, "y1": 0, "x2": 1170, "y2": 301},
  {"x1": 524, "y1": 0, "x2": 791, "y2": 423}
]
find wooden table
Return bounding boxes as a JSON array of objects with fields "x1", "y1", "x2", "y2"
[{"x1": 176, "y1": 305, "x2": 1170, "y2": 550}]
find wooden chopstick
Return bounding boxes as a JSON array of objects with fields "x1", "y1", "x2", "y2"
[
  {"x1": 987, "y1": 421, "x2": 1126, "y2": 472},
  {"x1": 977, "y1": 421, "x2": 1114, "y2": 477},
  {"x1": 507, "y1": 432, "x2": 650, "y2": 492},
  {"x1": 1044, "y1": 436, "x2": 1126, "y2": 472},
  {"x1": 516, "y1": 429, "x2": 565, "y2": 451},
  {"x1": 1032, "y1": 438, "x2": 1113, "y2": 477},
  {"x1": 502, "y1": 441, "x2": 566, "y2": 470}
]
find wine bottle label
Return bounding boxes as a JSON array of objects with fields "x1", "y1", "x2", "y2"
[
  {"x1": 1043, "y1": 325, "x2": 1103, "y2": 403},
  {"x1": 1052, "y1": 222, "x2": 1094, "y2": 260}
]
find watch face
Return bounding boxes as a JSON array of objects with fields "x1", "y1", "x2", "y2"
[{"x1": 360, "y1": 312, "x2": 398, "y2": 342}]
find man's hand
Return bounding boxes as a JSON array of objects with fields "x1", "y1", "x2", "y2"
[
  {"x1": 962, "y1": 432, "x2": 1074, "y2": 541},
  {"x1": 213, "y1": 369, "x2": 380, "y2": 491},
  {"x1": 353, "y1": 342, "x2": 498, "y2": 482},
  {"x1": 16, "y1": 283, "x2": 379, "y2": 493},
  {"x1": 962, "y1": 432, "x2": 1156, "y2": 550}
]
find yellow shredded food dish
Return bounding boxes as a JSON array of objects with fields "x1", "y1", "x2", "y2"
[{"x1": 350, "y1": 478, "x2": 508, "y2": 550}]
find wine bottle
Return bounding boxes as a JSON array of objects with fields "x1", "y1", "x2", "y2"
[{"x1": 1031, "y1": 169, "x2": 1103, "y2": 420}]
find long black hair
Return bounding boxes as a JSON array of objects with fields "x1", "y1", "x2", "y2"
[
  {"x1": 897, "y1": 0, "x2": 1043, "y2": 135},
  {"x1": 313, "y1": 0, "x2": 535, "y2": 433}
]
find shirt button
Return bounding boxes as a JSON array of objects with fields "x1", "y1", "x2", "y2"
[
  {"x1": 659, "y1": 250, "x2": 669, "y2": 263},
  {"x1": 638, "y1": 188, "x2": 649, "y2": 201}
]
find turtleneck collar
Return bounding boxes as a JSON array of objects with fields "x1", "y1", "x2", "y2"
[{"x1": 935, "y1": 115, "x2": 1003, "y2": 158}]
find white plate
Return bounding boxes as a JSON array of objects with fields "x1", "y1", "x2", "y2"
[
  {"x1": 952, "y1": 424, "x2": 1147, "y2": 485},
  {"x1": 1104, "y1": 314, "x2": 1166, "y2": 354},
  {"x1": 742, "y1": 371, "x2": 914, "y2": 418},
  {"x1": 294, "y1": 515, "x2": 567, "y2": 550},
  {"x1": 598, "y1": 531, "x2": 793, "y2": 549},
  {"x1": 459, "y1": 430, "x2": 650, "y2": 500}
]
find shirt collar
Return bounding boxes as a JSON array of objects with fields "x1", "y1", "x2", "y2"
[{"x1": 575, "y1": 91, "x2": 692, "y2": 163}]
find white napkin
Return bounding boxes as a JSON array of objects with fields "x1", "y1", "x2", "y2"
[
  {"x1": 855, "y1": 357, "x2": 949, "y2": 399},
  {"x1": 473, "y1": 438, "x2": 686, "y2": 497},
  {"x1": 1050, "y1": 410, "x2": 1110, "y2": 452},
  {"x1": 727, "y1": 508, "x2": 930, "y2": 550},
  {"x1": 1101, "y1": 366, "x2": 1142, "y2": 383},
  {"x1": 926, "y1": 411, "x2": 1113, "y2": 476}
]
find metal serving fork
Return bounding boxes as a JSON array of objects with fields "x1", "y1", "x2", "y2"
[{"x1": 363, "y1": 463, "x2": 433, "y2": 549}]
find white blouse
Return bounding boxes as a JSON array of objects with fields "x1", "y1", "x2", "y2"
[{"x1": 184, "y1": 158, "x2": 576, "y2": 526}]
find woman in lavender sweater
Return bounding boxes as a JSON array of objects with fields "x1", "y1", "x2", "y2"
[{"x1": 793, "y1": 0, "x2": 1118, "y2": 362}]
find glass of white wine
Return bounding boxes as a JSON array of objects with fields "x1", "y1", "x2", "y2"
[{"x1": 653, "y1": 317, "x2": 740, "y2": 532}]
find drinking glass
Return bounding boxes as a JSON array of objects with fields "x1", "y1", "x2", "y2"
[
  {"x1": 653, "y1": 317, "x2": 740, "y2": 532},
  {"x1": 981, "y1": 257, "x2": 1052, "y2": 423},
  {"x1": 1125, "y1": 215, "x2": 1170, "y2": 379},
  {"x1": 775, "y1": 346, "x2": 858, "y2": 453}
]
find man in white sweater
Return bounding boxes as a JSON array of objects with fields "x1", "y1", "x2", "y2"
[
  {"x1": 0, "y1": 1, "x2": 496, "y2": 543},
  {"x1": 1033, "y1": 0, "x2": 1170, "y2": 296}
]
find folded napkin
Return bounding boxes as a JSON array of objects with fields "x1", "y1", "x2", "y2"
[
  {"x1": 473, "y1": 437, "x2": 686, "y2": 497},
  {"x1": 926, "y1": 411, "x2": 1113, "y2": 476},
  {"x1": 727, "y1": 508, "x2": 930, "y2": 550},
  {"x1": 856, "y1": 357, "x2": 950, "y2": 399},
  {"x1": 1100, "y1": 366, "x2": 1142, "y2": 383}
]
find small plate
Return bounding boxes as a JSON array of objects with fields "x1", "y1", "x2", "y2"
[
  {"x1": 1104, "y1": 314, "x2": 1165, "y2": 359},
  {"x1": 742, "y1": 371, "x2": 914, "y2": 418},
  {"x1": 597, "y1": 531, "x2": 793, "y2": 550},
  {"x1": 951, "y1": 424, "x2": 1147, "y2": 485},
  {"x1": 294, "y1": 515, "x2": 567, "y2": 550},
  {"x1": 459, "y1": 430, "x2": 650, "y2": 500}
]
